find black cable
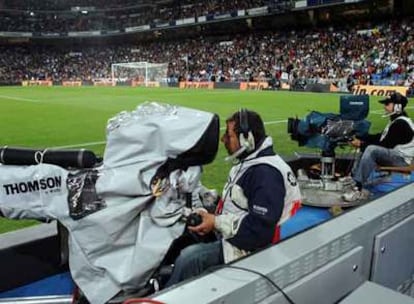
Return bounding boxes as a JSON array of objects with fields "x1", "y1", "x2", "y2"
[{"x1": 207, "y1": 264, "x2": 296, "y2": 304}]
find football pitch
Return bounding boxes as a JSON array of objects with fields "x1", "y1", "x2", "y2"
[{"x1": 0, "y1": 86, "x2": 411, "y2": 233}]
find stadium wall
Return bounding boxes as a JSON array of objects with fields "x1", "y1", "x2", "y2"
[
  {"x1": 13, "y1": 80, "x2": 412, "y2": 97},
  {"x1": 215, "y1": 82, "x2": 240, "y2": 90}
]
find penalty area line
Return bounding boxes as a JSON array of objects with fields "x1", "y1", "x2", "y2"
[
  {"x1": 52, "y1": 141, "x2": 106, "y2": 149},
  {"x1": 0, "y1": 95, "x2": 40, "y2": 103},
  {"x1": 40, "y1": 104, "x2": 414, "y2": 151},
  {"x1": 371, "y1": 105, "x2": 414, "y2": 115},
  {"x1": 52, "y1": 119, "x2": 289, "y2": 149}
]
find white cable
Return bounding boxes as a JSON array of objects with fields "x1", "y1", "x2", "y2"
[
  {"x1": 34, "y1": 149, "x2": 48, "y2": 164},
  {"x1": 224, "y1": 146, "x2": 247, "y2": 162}
]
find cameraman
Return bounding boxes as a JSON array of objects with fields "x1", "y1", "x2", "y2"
[
  {"x1": 343, "y1": 92, "x2": 414, "y2": 202},
  {"x1": 165, "y1": 110, "x2": 301, "y2": 287}
]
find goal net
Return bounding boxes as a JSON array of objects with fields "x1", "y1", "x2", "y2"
[{"x1": 111, "y1": 62, "x2": 169, "y2": 87}]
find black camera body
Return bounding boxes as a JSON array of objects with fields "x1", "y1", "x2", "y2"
[
  {"x1": 187, "y1": 213, "x2": 202, "y2": 227},
  {"x1": 287, "y1": 95, "x2": 371, "y2": 156}
]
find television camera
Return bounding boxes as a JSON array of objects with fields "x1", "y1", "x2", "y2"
[
  {"x1": 287, "y1": 95, "x2": 371, "y2": 206},
  {"x1": 0, "y1": 102, "x2": 220, "y2": 304}
]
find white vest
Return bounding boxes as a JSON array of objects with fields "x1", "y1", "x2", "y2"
[
  {"x1": 215, "y1": 137, "x2": 302, "y2": 262},
  {"x1": 221, "y1": 155, "x2": 302, "y2": 224},
  {"x1": 381, "y1": 116, "x2": 414, "y2": 164}
]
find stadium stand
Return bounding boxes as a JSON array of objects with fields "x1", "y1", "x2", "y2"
[
  {"x1": 0, "y1": 0, "x2": 413, "y2": 95},
  {"x1": 0, "y1": 0, "x2": 275, "y2": 32}
]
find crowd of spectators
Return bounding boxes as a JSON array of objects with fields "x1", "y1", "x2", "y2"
[
  {"x1": 1, "y1": 0, "x2": 151, "y2": 10},
  {"x1": 0, "y1": 17, "x2": 413, "y2": 92},
  {"x1": 0, "y1": 0, "x2": 277, "y2": 33}
]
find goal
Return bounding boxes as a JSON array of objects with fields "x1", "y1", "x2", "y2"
[{"x1": 111, "y1": 62, "x2": 169, "y2": 87}]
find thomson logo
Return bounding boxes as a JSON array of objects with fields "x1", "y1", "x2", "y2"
[{"x1": 3, "y1": 176, "x2": 62, "y2": 195}]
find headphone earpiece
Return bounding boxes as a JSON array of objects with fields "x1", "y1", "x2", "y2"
[
  {"x1": 238, "y1": 109, "x2": 255, "y2": 153},
  {"x1": 239, "y1": 131, "x2": 255, "y2": 152},
  {"x1": 394, "y1": 103, "x2": 402, "y2": 114}
]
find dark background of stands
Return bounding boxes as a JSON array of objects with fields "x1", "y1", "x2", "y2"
[
  {"x1": 0, "y1": 0, "x2": 413, "y2": 97},
  {"x1": 0, "y1": 0, "x2": 413, "y2": 45}
]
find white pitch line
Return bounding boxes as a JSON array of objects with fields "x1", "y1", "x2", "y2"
[
  {"x1": 264, "y1": 120, "x2": 288, "y2": 125},
  {"x1": 371, "y1": 105, "x2": 414, "y2": 114},
  {"x1": 44, "y1": 102, "x2": 414, "y2": 150},
  {"x1": 53, "y1": 141, "x2": 106, "y2": 149},
  {"x1": 52, "y1": 119, "x2": 289, "y2": 149},
  {"x1": 0, "y1": 95, "x2": 40, "y2": 102}
]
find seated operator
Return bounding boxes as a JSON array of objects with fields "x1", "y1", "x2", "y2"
[
  {"x1": 343, "y1": 92, "x2": 414, "y2": 202},
  {"x1": 165, "y1": 109, "x2": 302, "y2": 287}
]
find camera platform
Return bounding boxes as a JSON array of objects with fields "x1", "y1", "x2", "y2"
[{"x1": 287, "y1": 153, "x2": 361, "y2": 208}]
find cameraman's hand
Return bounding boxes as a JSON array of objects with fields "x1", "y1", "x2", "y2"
[
  {"x1": 188, "y1": 210, "x2": 215, "y2": 236},
  {"x1": 349, "y1": 137, "x2": 362, "y2": 148}
]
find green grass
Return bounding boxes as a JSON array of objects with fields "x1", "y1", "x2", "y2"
[{"x1": 0, "y1": 86, "x2": 412, "y2": 233}]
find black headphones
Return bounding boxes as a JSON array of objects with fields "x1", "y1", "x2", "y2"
[
  {"x1": 238, "y1": 108, "x2": 255, "y2": 153},
  {"x1": 394, "y1": 103, "x2": 402, "y2": 114}
]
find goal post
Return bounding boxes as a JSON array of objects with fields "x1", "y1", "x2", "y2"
[{"x1": 111, "y1": 62, "x2": 169, "y2": 87}]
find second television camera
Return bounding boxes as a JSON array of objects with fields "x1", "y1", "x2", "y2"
[{"x1": 287, "y1": 95, "x2": 371, "y2": 202}]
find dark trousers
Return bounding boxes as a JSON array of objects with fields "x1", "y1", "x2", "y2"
[{"x1": 164, "y1": 240, "x2": 224, "y2": 287}]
